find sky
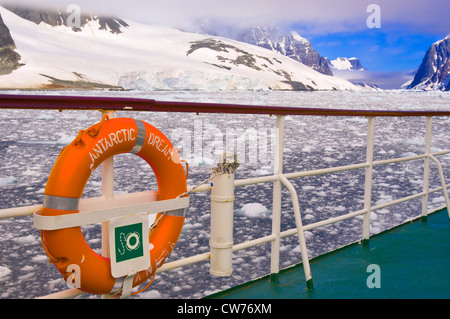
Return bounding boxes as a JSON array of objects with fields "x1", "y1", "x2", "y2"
[{"x1": 5, "y1": 0, "x2": 450, "y2": 88}]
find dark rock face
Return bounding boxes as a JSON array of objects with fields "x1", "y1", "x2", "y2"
[
  {"x1": 193, "y1": 21, "x2": 333, "y2": 76},
  {"x1": 348, "y1": 58, "x2": 365, "y2": 71},
  {"x1": 3, "y1": 5, "x2": 128, "y2": 33},
  {"x1": 281, "y1": 32, "x2": 333, "y2": 76},
  {"x1": 232, "y1": 26, "x2": 333, "y2": 76},
  {"x1": 97, "y1": 17, "x2": 129, "y2": 34},
  {"x1": 0, "y1": 13, "x2": 23, "y2": 75},
  {"x1": 3, "y1": 6, "x2": 66, "y2": 26},
  {"x1": 409, "y1": 36, "x2": 450, "y2": 91}
]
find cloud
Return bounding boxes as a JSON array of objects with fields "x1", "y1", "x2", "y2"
[
  {"x1": 4, "y1": 0, "x2": 450, "y2": 34},
  {"x1": 332, "y1": 69, "x2": 416, "y2": 89}
]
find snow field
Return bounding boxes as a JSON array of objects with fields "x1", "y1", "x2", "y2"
[{"x1": 0, "y1": 7, "x2": 359, "y2": 92}]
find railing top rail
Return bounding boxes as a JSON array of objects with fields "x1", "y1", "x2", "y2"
[{"x1": 1, "y1": 94, "x2": 450, "y2": 117}]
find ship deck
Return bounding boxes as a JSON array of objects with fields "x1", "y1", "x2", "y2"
[{"x1": 205, "y1": 208, "x2": 450, "y2": 299}]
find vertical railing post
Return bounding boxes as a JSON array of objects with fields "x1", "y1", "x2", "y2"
[
  {"x1": 101, "y1": 111, "x2": 115, "y2": 258},
  {"x1": 210, "y1": 173, "x2": 235, "y2": 276},
  {"x1": 100, "y1": 111, "x2": 115, "y2": 299},
  {"x1": 270, "y1": 115, "x2": 284, "y2": 283},
  {"x1": 362, "y1": 117, "x2": 375, "y2": 246},
  {"x1": 421, "y1": 116, "x2": 433, "y2": 221}
]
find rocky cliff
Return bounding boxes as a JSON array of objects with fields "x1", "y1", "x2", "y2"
[
  {"x1": 0, "y1": 12, "x2": 22, "y2": 75},
  {"x1": 193, "y1": 20, "x2": 333, "y2": 76},
  {"x1": 409, "y1": 35, "x2": 450, "y2": 91},
  {"x1": 3, "y1": 4, "x2": 128, "y2": 33}
]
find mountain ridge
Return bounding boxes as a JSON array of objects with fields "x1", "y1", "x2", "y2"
[
  {"x1": 192, "y1": 20, "x2": 333, "y2": 76},
  {"x1": 2, "y1": 4, "x2": 129, "y2": 33},
  {"x1": 0, "y1": 4, "x2": 359, "y2": 91},
  {"x1": 408, "y1": 35, "x2": 450, "y2": 91},
  {"x1": 328, "y1": 57, "x2": 366, "y2": 71}
]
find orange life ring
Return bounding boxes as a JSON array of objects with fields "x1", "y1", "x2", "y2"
[{"x1": 39, "y1": 116, "x2": 187, "y2": 295}]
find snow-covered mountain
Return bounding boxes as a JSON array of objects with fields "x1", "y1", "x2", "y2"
[
  {"x1": 230, "y1": 27, "x2": 333, "y2": 76},
  {"x1": 2, "y1": 4, "x2": 129, "y2": 33},
  {"x1": 324, "y1": 56, "x2": 381, "y2": 89},
  {"x1": 193, "y1": 20, "x2": 333, "y2": 76},
  {"x1": 0, "y1": 5, "x2": 358, "y2": 91},
  {"x1": 408, "y1": 35, "x2": 450, "y2": 91},
  {"x1": 328, "y1": 57, "x2": 366, "y2": 71}
]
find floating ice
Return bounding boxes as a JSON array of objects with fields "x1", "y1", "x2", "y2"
[
  {"x1": 31, "y1": 255, "x2": 50, "y2": 263},
  {"x1": 0, "y1": 266, "x2": 11, "y2": 280},
  {"x1": 139, "y1": 289, "x2": 162, "y2": 299},
  {"x1": 236, "y1": 203, "x2": 270, "y2": 218},
  {"x1": 56, "y1": 133, "x2": 75, "y2": 145},
  {"x1": 191, "y1": 156, "x2": 215, "y2": 167},
  {"x1": 370, "y1": 212, "x2": 378, "y2": 221},
  {"x1": 15, "y1": 235, "x2": 38, "y2": 245},
  {"x1": 20, "y1": 265, "x2": 34, "y2": 272},
  {"x1": 0, "y1": 176, "x2": 17, "y2": 186},
  {"x1": 1, "y1": 90, "x2": 450, "y2": 299},
  {"x1": 37, "y1": 114, "x2": 55, "y2": 120},
  {"x1": 401, "y1": 152, "x2": 417, "y2": 157},
  {"x1": 23, "y1": 169, "x2": 40, "y2": 177},
  {"x1": 253, "y1": 165, "x2": 273, "y2": 175}
]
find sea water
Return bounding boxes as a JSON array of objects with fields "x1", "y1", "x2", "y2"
[{"x1": 0, "y1": 90, "x2": 449, "y2": 298}]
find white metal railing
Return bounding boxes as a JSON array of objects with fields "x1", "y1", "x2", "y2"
[
  {"x1": 1, "y1": 109, "x2": 449, "y2": 299},
  {"x1": 160, "y1": 115, "x2": 450, "y2": 290}
]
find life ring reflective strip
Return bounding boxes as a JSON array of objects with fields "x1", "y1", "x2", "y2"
[{"x1": 40, "y1": 117, "x2": 187, "y2": 295}]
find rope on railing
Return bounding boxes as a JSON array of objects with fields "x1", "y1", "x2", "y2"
[{"x1": 149, "y1": 152, "x2": 239, "y2": 232}]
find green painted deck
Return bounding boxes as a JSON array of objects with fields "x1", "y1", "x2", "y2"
[{"x1": 206, "y1": 208, "x2": 450, "y2": 299}]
